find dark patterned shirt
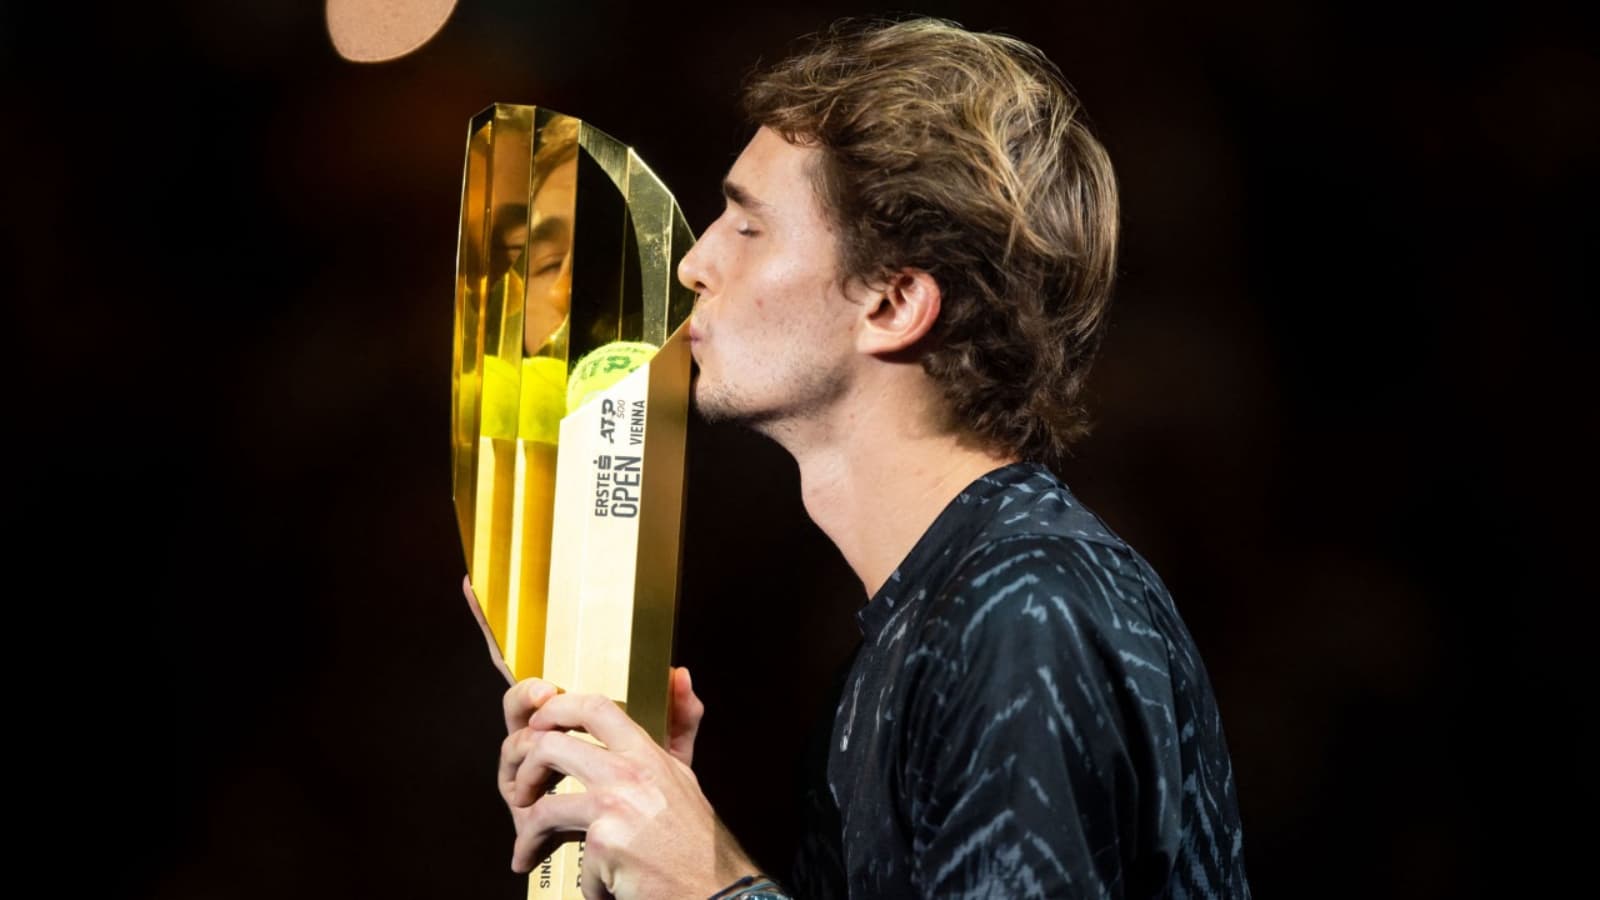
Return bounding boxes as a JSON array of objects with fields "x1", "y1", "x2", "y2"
[{"x1": 789, "y1": 462, "x2": 1249, "y2": 899}]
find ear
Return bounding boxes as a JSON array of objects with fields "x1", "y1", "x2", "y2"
[{"x1": 856, "y1": 268, "x2": 941, "y2": 356}]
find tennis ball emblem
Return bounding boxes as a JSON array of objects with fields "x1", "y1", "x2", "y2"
[
  {"x1": 566, "y1": 341, "x2": 659, "y2": 412},
  {"x1": 518, "y1": 355, "x2": 567, "y2": 444}
]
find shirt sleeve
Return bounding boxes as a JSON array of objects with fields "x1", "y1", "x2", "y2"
[{"x1": 896, "y1": 535, "x2": 1178, "y2": 899}]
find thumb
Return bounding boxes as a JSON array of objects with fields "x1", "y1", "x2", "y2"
[{"x1": 666, "y1": 665, "x2": 706, "y2": 767}]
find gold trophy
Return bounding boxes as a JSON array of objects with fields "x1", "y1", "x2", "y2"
[{"x1": 451, "y1": 104, "x2": 696, "y2": 898}]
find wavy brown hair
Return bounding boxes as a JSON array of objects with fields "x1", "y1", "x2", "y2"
[{"x1": 743, "y1": 18, "x2": 1119, "y2": 468}]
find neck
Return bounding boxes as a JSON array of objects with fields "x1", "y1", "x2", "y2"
[{"x1": 768, "y1": 378, "x2": 1017, "y2": 599}]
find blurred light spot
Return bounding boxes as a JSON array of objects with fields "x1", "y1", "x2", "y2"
[{"x1": 326, "y1": 0, "x2": 459, "y2": 62}]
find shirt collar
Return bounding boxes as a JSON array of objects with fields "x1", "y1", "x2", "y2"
[{"x1": 855, "y1": 461, "x2": 1051, "y2": 641}]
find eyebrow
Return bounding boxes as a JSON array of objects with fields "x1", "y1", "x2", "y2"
[
  {"x1": 722, "y1": 178, "x2": 772, "y2": 215},
  {"x1": 527, "y1": 216, "x2": 571, "y2": 246}
]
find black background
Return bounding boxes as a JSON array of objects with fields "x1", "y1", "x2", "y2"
[{"x1": 6, "y1": 2, "x2": 1594, "y2": 897}]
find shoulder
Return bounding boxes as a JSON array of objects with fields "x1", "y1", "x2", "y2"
[
  {"x1": 923, "y1": 533, "x2": 1169, "y2": 668},
  {"x1": 952, "y1": 532, "x2": 1152, "y2": 599}
]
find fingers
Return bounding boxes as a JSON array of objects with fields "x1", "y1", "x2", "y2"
[
  {"x1": 503, "y1": 677, "x2": 562, "y2": 735},
  {"x1": 509, "y1": 791, "x2": 598, "y2": 873},
  {"x1": 528, "y1": 693, "x2": 648, "y2": 754},
  {"x1": 502, "y1": 729, "x2": 624, "y2": 808}
]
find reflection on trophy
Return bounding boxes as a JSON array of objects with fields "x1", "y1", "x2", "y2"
[{"x1": 451, "y1": 104, "x2": 696, "y2": 899}]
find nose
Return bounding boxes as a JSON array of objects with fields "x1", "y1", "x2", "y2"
[{"x1": 677, "y1": 234, "x2": 711, "y2": 297}]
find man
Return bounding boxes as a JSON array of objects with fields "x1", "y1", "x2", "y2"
[{"x1": 481, "y1": 17, "x2": 1249, "y2": 899}]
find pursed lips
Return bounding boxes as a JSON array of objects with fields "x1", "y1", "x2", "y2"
[{"x1": 687, "y1": 320, "x2": 706, "y2": 364}]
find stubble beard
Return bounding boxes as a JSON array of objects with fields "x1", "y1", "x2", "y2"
[
  {"x1": 690, "y1": 372, "x2": 746, "y2": 425},
  {"x1": 691, "y1": 363, "x2": 851, "y2": 443}
]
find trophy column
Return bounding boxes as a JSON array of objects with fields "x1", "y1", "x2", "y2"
[{"x1": 452, "y1": 104, "x2": 697, "y2": 899}]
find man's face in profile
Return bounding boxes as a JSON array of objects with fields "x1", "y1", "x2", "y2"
[{"x1": 678, "y1": 127, "x2": 866, "y2": 430}]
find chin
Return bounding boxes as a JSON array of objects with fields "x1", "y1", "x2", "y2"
[
  {"x1": 691, "y1": 377, "x2": 754, "y2": 426},
  {"x1": 690, "y1": 384, "x2": 733, "y2": 424}
]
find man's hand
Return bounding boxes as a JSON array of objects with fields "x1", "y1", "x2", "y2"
[
  {"x1": 465, "y1": 576, "x2": 743, "y2": 897},
  {"x1": 461, "y1": 576, "x2": 704, "y2": 766},
  {"x1": 500, "y1": 678, "x2": 753, "y2": 900}
]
